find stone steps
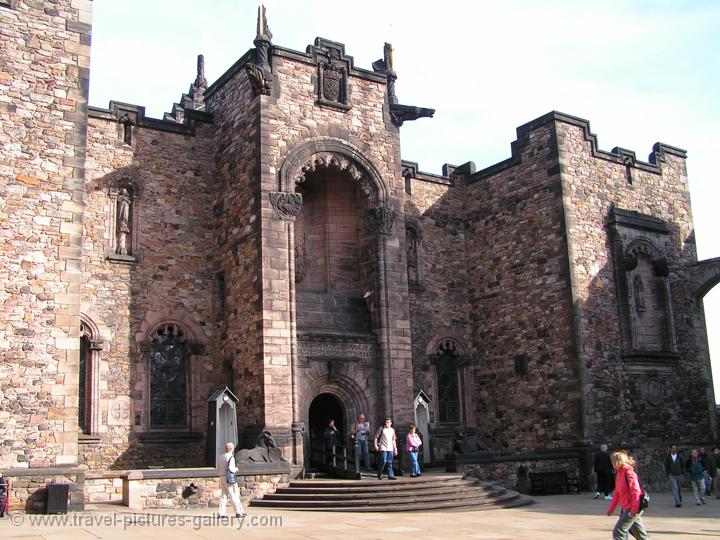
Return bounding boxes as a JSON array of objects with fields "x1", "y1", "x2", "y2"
[{"x1": 250, "y1": 474, "x2": 534, "y2": 512}]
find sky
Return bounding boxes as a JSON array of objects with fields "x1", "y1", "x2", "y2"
[{"x1": 88, "y1": 0, "x2": 720, "y2": 401}]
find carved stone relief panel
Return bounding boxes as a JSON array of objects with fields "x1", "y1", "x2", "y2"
[{"x1": 308, "y1": 38, "x2": 352, "y2": 111}]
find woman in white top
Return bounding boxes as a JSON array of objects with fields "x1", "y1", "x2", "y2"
[{"x1": 218, "y1": 442, "x2": 246, "y2": 518}]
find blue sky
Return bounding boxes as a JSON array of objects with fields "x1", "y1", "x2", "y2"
[{"x1": 88, "y1": 0, "x2": 720, "y2": 401}]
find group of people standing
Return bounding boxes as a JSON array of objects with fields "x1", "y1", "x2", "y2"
[
  {"x1": 323, "y1": 415, "x2": 424, "y2": 479},
  {"x1": 664, "y1": 444, "x2": 719, "y2": 507}
]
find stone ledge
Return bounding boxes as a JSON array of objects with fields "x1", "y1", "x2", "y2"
[
  {"x1": 136, "y1": 431, "x2": 204, "y2": 444},
  {"x1": 120, "y1": 463, "x2": 290, "y2": 480}
]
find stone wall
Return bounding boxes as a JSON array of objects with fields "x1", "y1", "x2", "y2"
[
  {"x1": 405, "y1": 169, "x2": 473, "y2": 456},
  {"x1": 121, "y1": 467, "x2": 289, "y2": 510},
  {"x1": 78, "y1": 111, "x2": 216, "y2": 470},
  {"x1": 0, "y1": 468, "x2": 86, "y2": 513},
  {"x1": 465, "y1": 455, "x2": 581, "y2": 493},
  {"x1": 461, "y1": 118, "x2": 580, "y2": 453},
  {"x1": 556, "y1": 116, "x2": 716, "y2": 446},
  {"x1": 204, "y1": 57, "x2": 265, "y2": 438},
  {"x1": 0, "y1": 0, "x2": 92, "y2": 469}
]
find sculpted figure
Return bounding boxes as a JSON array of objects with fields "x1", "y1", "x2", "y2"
[
  {"x1": 235, "y1": 430, "x2": 287, "y2": 463},
  {"x1": 116, "y1": 188, "x2": 131, "y2": 255}
]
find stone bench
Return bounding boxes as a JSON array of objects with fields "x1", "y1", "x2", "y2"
[{"x1": 529, "y1": 471, "x2": 580, "y2": 495}]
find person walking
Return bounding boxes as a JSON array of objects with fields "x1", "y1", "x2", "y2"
[
  {"x1": 663, "y1": 443, "x2": 684, "y2": 507},
  {"x1": 607, "y1": 450, "x2": 650, "y2": 540},
  {"x1": 699, "y1": 447, "x2": 716, "y2": 497},
  {"x1": 594, "y1": 443, "x2": 614, "y2": 500},
  {"x1": 406, "y1": 424, "x2": 423, "y2": 477},
  {"x1": 686, "y1": 449, "x2": 706, "y2": 505},
  {"x1": 353, "y1": 414, "x2": 371, "y2": 470},
  {"x1": 218, "y1": 442, "x2": 246, "y2": 518},
  {"x1": 374, "y1": 417, "x2": 397, "y2": 480}
]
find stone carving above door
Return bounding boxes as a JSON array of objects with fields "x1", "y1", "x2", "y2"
[{"x1": 308, "y1": 38, "x2": 352, "y2": 111}]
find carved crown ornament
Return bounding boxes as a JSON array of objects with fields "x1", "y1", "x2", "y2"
[{"x1": 269, "y1": 191, "x2": 303, "y2": 221}]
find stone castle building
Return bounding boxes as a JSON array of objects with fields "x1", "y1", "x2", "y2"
[{"x1": 2, "y1": 0, "x2": 720, "y2": 505}]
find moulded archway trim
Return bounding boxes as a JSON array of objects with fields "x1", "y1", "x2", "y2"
[
  {"x1": 426, "y1": 334, "x2": 470, "y2": 357},
  {"x1": 304, "y1": 374, "x2": 370, "y2": 419},
  {"x1": 278, "y1": 137, "x2": 388, "y2": 206},
  {"x1": 135, "y1": 306, "x2": 207, "y2": 348}
]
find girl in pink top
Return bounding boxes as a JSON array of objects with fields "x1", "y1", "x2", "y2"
[
  {"x1": 607, "y1": 451, "x2": 650, "y2": 540},
  {"x1": 406, "y1": 424, "x2": 423, "y2": 477}
]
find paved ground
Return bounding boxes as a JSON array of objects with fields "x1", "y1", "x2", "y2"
[{"x1": 1, "y1": 491, "x2": 719, "y2": 539}]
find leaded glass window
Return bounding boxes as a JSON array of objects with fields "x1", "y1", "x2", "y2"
[
  {"x1": 149, "y1": 324, "x2": 188, "y2": 428},
  {"x1": 437, "y1": 360, "x2": 459, "y2": 423},
  {"x1": 436, "y1": 339, "x2": 460, "y2": 423},
  {"x1": 79, "y1": 333, "x2": 90, "y2": 434}
]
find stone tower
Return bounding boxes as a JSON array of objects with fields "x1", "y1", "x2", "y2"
[{"x1": 0, "y1": 0, "x2": 92, "y2": 468}]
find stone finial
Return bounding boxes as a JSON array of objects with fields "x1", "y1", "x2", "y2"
[
  {"x1": 192, "y1": 54, "x2": 207, "y2": 94},
  {"x1": 372, "y1": 41, "x2": 434, "y2": 123},
  {"x1": 246, "y1": 2, "x2": 274, "y2": 96},
  {"x1": 256, "y1": 2, "x2": 272, "y2": 41},
  {"x1": 372, "y1": 42, "x2": 397, "y2": 105}
]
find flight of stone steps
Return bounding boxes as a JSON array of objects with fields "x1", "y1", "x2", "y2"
[{"x1": 250, "y1": 474, "x2": 533, "y2": 512}]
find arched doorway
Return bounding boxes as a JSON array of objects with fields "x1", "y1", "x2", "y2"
[{"x1": 308, "y1": 393, "x2": 345, "y2": 464}]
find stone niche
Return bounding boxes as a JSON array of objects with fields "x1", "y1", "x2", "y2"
[{"x1": 608, "y1": 207, "x2": 677, "y2": 372}]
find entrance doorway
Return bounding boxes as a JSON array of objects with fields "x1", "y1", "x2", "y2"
[{"x1": 308, "y1": 393, "x2": 345, "y2": 463}]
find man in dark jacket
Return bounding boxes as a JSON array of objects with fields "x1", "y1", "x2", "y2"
[
  {"x1": 664, "y1": 443, "x2": 684, "y2": 507},
  {"x1": 593, "y1": 444, "x2": 614, "y2": 499},
  {"x1": 699, "y1": 447, "x2": 716, "y2": 497}
]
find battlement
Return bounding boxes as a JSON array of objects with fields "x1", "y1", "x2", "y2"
[
  {"x1": 466, "y1": 111, "x2": 686, "y2": 185},
  {"x1": 88, "y1": 100, "x2": 213, "y2": 135}
]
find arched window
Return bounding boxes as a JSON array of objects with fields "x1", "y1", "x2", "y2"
[
  {"x1": 432, "y1": 339, "x2": 462, "y2": 424},
  {"x1": 79, "y1": 316, "x2": 102, "y2": 436},
  {"x1": 149, "y1": 323, "x2": 189, "y2": 429}
]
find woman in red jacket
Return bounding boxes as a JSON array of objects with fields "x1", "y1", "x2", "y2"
[{"x1": 607, "y1": 451, "x2": 650, "y2": 540}]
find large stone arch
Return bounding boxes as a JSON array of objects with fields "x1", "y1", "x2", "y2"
[
  {"x1": 688, "y1": 257, "x2": 720, "y2": 299},
  {"x1": 302, "y1": 373, "x2": 371, "y2": 428},
  {"x1": 278, "y1": 137, "x2": 389, "y2": 206}
]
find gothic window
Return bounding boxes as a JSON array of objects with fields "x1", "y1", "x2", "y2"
[
  {"x1": 79, "y1": 331, "x2": 91, "y2": 434},
  {"x1": 406, "y1": 226, "x2": 419, "y2": 286},
  {"x1": 434, "y1": 339, "x2": 461, "y2": 424},
  {"x1": 149, "y1": 324, "x2": 189, "y2": 429},
  {"x1": 79, "y1": 316, "x2": 102, "y2": 436}
]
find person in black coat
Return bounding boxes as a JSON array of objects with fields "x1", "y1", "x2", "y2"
[
  {"x1": 699, "y1": 447, "x2": 716, "y2": 497},
  {"x1": 594, "y1": 443, "x2": 614, "y2": 499}
]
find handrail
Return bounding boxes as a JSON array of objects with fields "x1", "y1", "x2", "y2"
[{"x1": 310, "y1": 437, "x2": 406, "y2": 479}]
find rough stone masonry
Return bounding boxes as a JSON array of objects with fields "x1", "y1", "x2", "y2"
[{"x1": 1, "y1": 0, "x2": 719, "y2": 510}]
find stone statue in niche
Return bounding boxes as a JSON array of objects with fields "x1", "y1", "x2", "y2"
[
  {"x1": 116, "y1": 188, "x2": 132, "y2": 255},
  {"x1": 633, "y1": 274, "x2": 646, "y2": 315},
  {"x1": 406, "y1": 227, "x2": 419, "y2": 284},
  {"x1": 295, "y1": 233, "x2": 306, "y2": 283}
]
